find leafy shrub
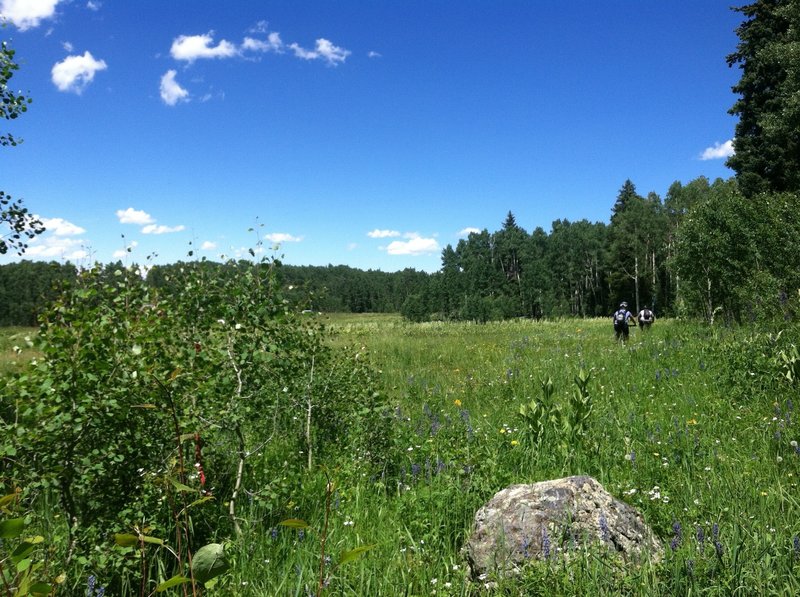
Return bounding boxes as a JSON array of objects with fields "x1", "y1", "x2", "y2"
[{"x1": 1, "y1": 255, "x2": 389, "y2": 590}]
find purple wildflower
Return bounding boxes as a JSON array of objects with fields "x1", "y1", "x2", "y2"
[
  {"x1": 542, "y1": 527, "x2": 551, "y2": 559},
  {"x1": 599, "y1": 514, "x2": 609, "y2": 543}
]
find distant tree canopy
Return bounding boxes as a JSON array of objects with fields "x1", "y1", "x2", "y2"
[
  {"x1": 2, "y1": 175, "x2": 798, "y2": 327},
  {"x1": 727, "y1": 0, "x2": 800, "y2": 197}
]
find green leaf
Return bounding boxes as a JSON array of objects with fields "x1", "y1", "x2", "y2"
[
  {"x1": 0, "y1": 517, "x2": 25, "y2": 539},
  {"x1": 11, "y1": 540, "x2": 36, "y2": 563},
  {"x1": 170, "y1": 478, "x2": 196, "y2": 493},
  {"x1": 156, "y1": 575, "x2": 192, "y2": 592},
  {"x1": 114, "y1": 533, "x2": 139, "y2": 547},
  {"x1": 338, "y1": 544, "x2": 376, "y2": 566},
  {"x1": 191, "y1": 543, "x2": 229, "y2": 584},
  {"x1": 278, "y1": 518, "x2": 309, "y2": 529},
  {"x1": 29, "y1": 582, "x2": 53, "y2": 595}
]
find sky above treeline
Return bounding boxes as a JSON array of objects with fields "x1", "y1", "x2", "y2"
[{"x1": 1, "y1": 0, "x2": 743, "y2": 272}]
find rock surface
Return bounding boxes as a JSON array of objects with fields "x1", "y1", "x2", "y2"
[{"x1": 466, "y1": 475, "x2": 662, "y2": 579}]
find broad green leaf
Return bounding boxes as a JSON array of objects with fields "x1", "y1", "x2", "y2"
[
  {"x1": 170, "y1": 478, "x2": 196, "y2": 493},
  {"x1": 338, "y1": 544, "x2": 376, "y2": 566},
  {"x1": 29, "y1": 581, "x2": 53, "y2": 595},
  {"x1": 156, "y1": 575, "x2": 192, "y2": 592},
  {"x1": 11, "y1": 540, "x2": 35, "y2": 563},
  {"x1": 0, "y1": 492, "x2": 19, "y2": 511},
  {"x1": 278, "y1": 518, "x2": 309, "y2": 529},
  {"x1": 0, "y1": 517, "x2": 24, "y2": 539},
  {"x1": 16, "y1": 557, "x2": 32, "y2": 573},
  {"x1": 191, "y1": 543, "x2": 229, "y2": 584},
  {"x1": 114, "y1": 533, "x2": 138, "y2": 547},
  {"x1": 141, "y1": 535, "x2": 165, "y2": 545}
]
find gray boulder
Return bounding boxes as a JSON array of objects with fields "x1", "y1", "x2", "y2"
[{"x1": 466, "y1": 475, "x2": 662, "y2": 580}]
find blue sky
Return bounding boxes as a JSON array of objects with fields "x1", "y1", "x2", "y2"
[{"x1": 2, "y1": 0, "x2": 741, "y2": 272}]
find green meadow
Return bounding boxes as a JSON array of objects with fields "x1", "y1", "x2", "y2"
[
  {"x1": 3, "y1": 316, "x2": 800, "y2": 595},
  {"x1": 227, "y1": 316, "x2": 800, "y2": 595}
]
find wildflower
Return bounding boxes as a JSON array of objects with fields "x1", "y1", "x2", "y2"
[
  {"x1": 454, "y1": 399, "x2": 462, "y2": 407},
  {"x1": 343, "y1": 520, "x2": 354, "y2": 526},
  {"x1": 510, "y1": 440, "x2": 519, "y2": 446},
  {"x1": 793, "y1": 535, "x2": 800, "y2": 559},
  {"x1": 542, "y1": 527, "x2": 551, "y2": 559},
  {"x1": 686, "y1": 418, "x2": 697, "y2": 425},
  {"x1": 696, "y1": 526, "x2": 705, "y2": 551},
  {"x1": 599, "y1": 514, "x2": 609, "y2": 543}
]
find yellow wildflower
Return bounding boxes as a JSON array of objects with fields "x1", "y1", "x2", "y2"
[{"x1": 454, "y1": 399, "x2": 462, "y2": 407}]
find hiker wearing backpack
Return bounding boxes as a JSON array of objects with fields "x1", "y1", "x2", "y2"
[
  {"x1": 612, "y1": 301, "x2": 636, "y2": 343},
  {"x1": 637, "y1": 305, "x2": 655, "y2": 331}
]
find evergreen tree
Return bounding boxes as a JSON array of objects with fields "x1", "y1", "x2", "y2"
[{"x1": 727, "y1": 0, "x2": 800, "y2": 196}]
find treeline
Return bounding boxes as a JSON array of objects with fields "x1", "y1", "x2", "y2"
[
  {"x1": 2, "y1": 176, "x2": 798, "y2": 326},
  {"x1": 404, "y1": 176, "x2": 800, "y2": 323}
]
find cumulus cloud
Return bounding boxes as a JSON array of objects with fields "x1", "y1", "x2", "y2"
[
  {"x1": 265, "y1": 232, "x2": 302, "y2": 243},
  {"x1": 458, "y1": 227, "x2": 481, "y2": 237},
  {"x1": 160, "y1": 70, "x2": 189, "y2": 106},
  {"x1": 170, "y1": 32, "x2": 237, "y2": 62},
  {"x1": 242, "y1": 32, "x2": 283, "y2": 54},
  {"x1": 142, "y1": 224, "x2": 185, "y2": 235},
  {"x1": 39, "y1": 217, "x2": 85, "y2": 236},
  {"x1": 289, "y1": 38, "x2": 350, "y2": 65},
  {"x1": 201, "y1": 241, "x2": 217, "y2": 250},
  {"x1": 368, "y1": 51, "x2": 382, "y2": 59},
  {"x1": 385, "y1": 235, "x2": 440, "y2": 256},
  {"x1": 51, "y1": 51, "x2": 107, "y2": 94},
  {"x1": 25, "y1": 236, "x2": 87, "y2": 260},
  {"x1": 0, "y1": 0, "x2": 62, "y2": 30},
  {"x1": 368, "y1": 229, "x2": 401, "y2": 239},
  {"x1": 86, "y1": 1, "x2": 100, "y2": 10},
  {"x1": 700, "y1": 140, "x2": 734, "y2": 160},
  {"x1": 116, "y1": 207, "x2": 155, "y2": 225}
]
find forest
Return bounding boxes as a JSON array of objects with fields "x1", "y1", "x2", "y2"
[{"x1": 2, "y1": 172, "x2": 799, "y2": 327}]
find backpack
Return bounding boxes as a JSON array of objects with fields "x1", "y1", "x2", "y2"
[
  {"x1": 641, "y1": 309, "x2": 653, "y2": 322},
  {"x1": 614, "y1": 309, "x2": 627, "y2": 324}
]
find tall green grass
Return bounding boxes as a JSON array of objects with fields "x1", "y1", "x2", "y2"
[
  {"x1": 7, "y1": 318, "x2": 800, "y2": 594},
  {"x1": 218, "y1": 317, "x2": 800, "y2": 595}
]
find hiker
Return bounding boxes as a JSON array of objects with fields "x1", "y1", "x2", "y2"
[
  {"x1": 612, "y1": 301, "x2": 636, "y2": 343},
  {"x1": 637, "y1": 305, "x2": 655, "y2": 331}
]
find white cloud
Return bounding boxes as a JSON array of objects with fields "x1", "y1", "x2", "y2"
[
  {"x1": 368, "y1": 51, "x2": 382, "y2": 59},
  {"x1": 141, "y1": 224, "x2": 185, "y2": 235},
  {"x1": 201, "y1": 240, "x2": 217, "y2": 250},
  {"x1": 86, "y1": 1, "x2": 101, "y2": 10},
  {"x1": 242, "y1": 32, "x2": 283, "y2": 54},
  {"x1": 116, "y1": 207, "x2": 155, "y2": 225},
  {"x1": 385, "y1": 236, "x2": 440, "y2": 256},
  {"x1": 62, "y1": 41, "x2": 73, "y2": 52},
  {"x1": 170, "y1": 32, "x2": 237, "y2": 62},
  {"x1": 160, "y1": 70, "x2": 189, "y2": 106},
  {"x1": 367, "y1": 229, "x2": 401, "y2": 239},
  {"x1": 51, "y1": 51, "x2": 107, "y2": 94},
  {"x1": 0, "y1": 0, "x2": 62, "y2": 30},
  {"x1": 700, "y1": 139, "x2": 734, "y2": 160},
  {"x1": 249, "y1": 20, "x2": 269, "y2": 34},
  {"x1": 25, "y1": 236, "x2": 86, "y2": 259},
  {"x1": 39, "y1": 217, "x2": 85, "y2": 236},
  {"x1": 289, "y1": 38, "x2": 350, "y2": 65},
  {"x1": 265, "y1": 232, "x2": 302, "y2": 243},
  {"x1": 458, "y1": 227, "x2": 481, "y2": 237}
]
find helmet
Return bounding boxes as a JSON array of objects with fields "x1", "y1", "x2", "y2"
[{"x1": 620, "y1": 302, "x2": 628, "y2": 308}]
